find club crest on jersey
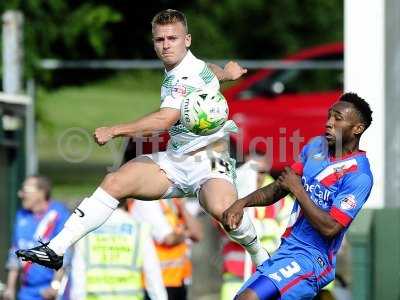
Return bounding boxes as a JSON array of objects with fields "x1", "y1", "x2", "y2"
[
  {"x1": 171, "y1": 83, "x2": 187, "y2": 98},
  {"x1": 334, "y1": 165, "x2": 346, "y2": 177},
  {"x1": 340, "y1": 194, "x2": 357, "y2": 210}
]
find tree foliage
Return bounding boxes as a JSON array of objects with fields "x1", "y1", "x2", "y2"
[
  {"x1": 0, "y1": 0, "x2": 343, "y2": 78},
  {"x1": 185, "y1": 0, "x2": 343, "y2": 58},
  {"x1": 0, "y1": 0, "x2": 122, "y2": 78}
]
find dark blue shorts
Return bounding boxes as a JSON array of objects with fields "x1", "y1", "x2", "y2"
[{"x1": 236, "y1": 246, "x2": 333, "y2": 300}]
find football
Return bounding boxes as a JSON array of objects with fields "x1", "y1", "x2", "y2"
[{"x1": 180, "y1": 88, "x2": 229, "y2": 135}]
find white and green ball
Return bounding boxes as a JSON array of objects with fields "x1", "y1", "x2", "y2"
[{"x1": 180, "y1": 88, "x2": 229, "y2": 135}]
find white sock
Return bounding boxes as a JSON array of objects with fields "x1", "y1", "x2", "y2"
[
  {"x1": 48, "y1": 187, "x2": 119, "y2": 256},
  {"x1": 227, "y1": 211, "x2": 261, "y2": 255}
]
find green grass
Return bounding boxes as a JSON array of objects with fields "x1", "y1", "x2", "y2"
[{"x1": 37, "y1": 70, "x2": 163, "y2": 203}]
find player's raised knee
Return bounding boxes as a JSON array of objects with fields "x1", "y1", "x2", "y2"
[
  {"x1": 211, "y1": 197, "x2": 234, "y2": 222},
  {"x1": 101, "y1": 172, "x2": 126, "y2": 199}
]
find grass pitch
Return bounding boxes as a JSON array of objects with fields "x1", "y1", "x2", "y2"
[{"x1": 37, "y1": 71, "x2": 162, "y2": 204}]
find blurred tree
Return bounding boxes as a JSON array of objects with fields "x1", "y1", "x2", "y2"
[
  {"x1": 0, "y1": 0, "x2": 343, "y2": 79},
  {"x1": 88, "y1": 0, "x2": 343, "y2": 59},
  {"x1": 0, "y1": 0, "x2": 122, "y2": 78},
  {"x1": 185, "y1": 0, "x2": 343, "y2": 58}
]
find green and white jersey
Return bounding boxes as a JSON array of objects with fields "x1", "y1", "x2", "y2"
[{"x1": 161, "y1": 50, "x2": 237, "y2": 154}]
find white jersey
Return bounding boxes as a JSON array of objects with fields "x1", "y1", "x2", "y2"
[{"x1": 160, "y1": 50, "x2": 237, "y2": 154}]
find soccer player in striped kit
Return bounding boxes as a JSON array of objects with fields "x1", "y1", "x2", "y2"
[
  {"x1": 223, "y1": 93, "x2": 373, "y2": 300},
  {"x1": 16, "y1": 9, "x2": 269, "y2": 272}
]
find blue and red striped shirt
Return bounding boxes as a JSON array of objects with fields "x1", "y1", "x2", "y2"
[
  {"x1": 283, "y1": 136, "x2": 373, "y2": 265},
  {"x1": 7, "y1": 201, "x2": 70, "y2": 300}
]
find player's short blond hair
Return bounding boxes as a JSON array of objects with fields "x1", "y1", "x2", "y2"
[{"x1": 151, "y1": 9, "x2": 188, "y2": 33}]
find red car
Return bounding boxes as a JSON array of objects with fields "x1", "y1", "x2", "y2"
[{"x1": 224, "y1": 43, "x2": 343, "y2": 172}]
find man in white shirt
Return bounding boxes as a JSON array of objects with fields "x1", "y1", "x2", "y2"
[{"x1": 17, "y1": 9, "x2": 269, "y2": 272}]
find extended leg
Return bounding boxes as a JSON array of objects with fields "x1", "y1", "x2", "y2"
[{"x1": 16, "y1": 157, "x2": 172, "y2": 269}]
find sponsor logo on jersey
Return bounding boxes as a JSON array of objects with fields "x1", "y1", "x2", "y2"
[
  {"x1": 340, "y1": 194, "x2": 357, "y2": 210},
  {"x1": 171, "y1": 83, "x2": 187, "y2": 98},
  {"x1": 302, "y1": 176, "x2": 332, "y2": 207}
]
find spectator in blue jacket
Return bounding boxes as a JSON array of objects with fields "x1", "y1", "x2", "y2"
[{"x1": 2, "y1": 175, "x2": 70, "y2": 300}]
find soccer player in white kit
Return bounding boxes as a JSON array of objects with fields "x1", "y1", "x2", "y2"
[{"x1": 16, "y1": 9, "x2": 269, "y2": 270}]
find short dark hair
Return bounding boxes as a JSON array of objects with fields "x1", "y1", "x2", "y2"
[
  {"x1": 339, "y1": 92, "x2": 373, "y2": 129},
  {"x1": 151, "y1": 9, "x2": 188, "y2": 33},
  {"x1": 30, "y1": 175, "x2": 52, "y2": 200}
]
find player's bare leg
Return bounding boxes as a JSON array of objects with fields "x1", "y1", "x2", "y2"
[
  {"x1": 198, "y1": 179, "x2": 236, "y2": 220},
  {"x1": 16, "y1": 157, "x2": 173, "y2": 269},
  {"x1": 199, "y1": 178, "x2": 269, "y2": 266},
  {"x1": 100, "y1": 156, "x2": 173, "y2": 200}
]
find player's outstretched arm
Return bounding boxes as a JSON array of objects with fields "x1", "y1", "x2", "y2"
[
  {"x1": 94, "y1": 108, "x2": 180, "y2": 145},
  {"x1": 278, "y1": 167, "x2": 344, "y2": 239},
  {"x1": 222, "y1": 181, "x2": 288, "y2": 230},
  {"x1": 208, "y1": 61, "x2": 247, "y2": 82}
]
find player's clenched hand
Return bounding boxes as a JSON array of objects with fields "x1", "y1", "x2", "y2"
[
  {"x1": 277, "y1": 167, "x2": 302, "y2": 193},
  {"x1": 222, "y1": 200, "x2": 246, "y2": 231},
  {"x1": 223, "y1": 61, "x2": 247, "y2": 81},
  {"x1": 94, "y1": 127, "x2": 114, "y2": 145}
]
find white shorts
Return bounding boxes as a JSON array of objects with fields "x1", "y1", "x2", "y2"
[{"x1": 143, "y1": 150, "x2": 236, "y2": 198}]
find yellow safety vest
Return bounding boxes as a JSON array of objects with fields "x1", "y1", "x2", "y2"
[
  {"x1": 155, "y1": 199, "x2": 191, "y2": 287},
  {"x1": 83, "y1": 214, "x2": 148, "y2": 300}
]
